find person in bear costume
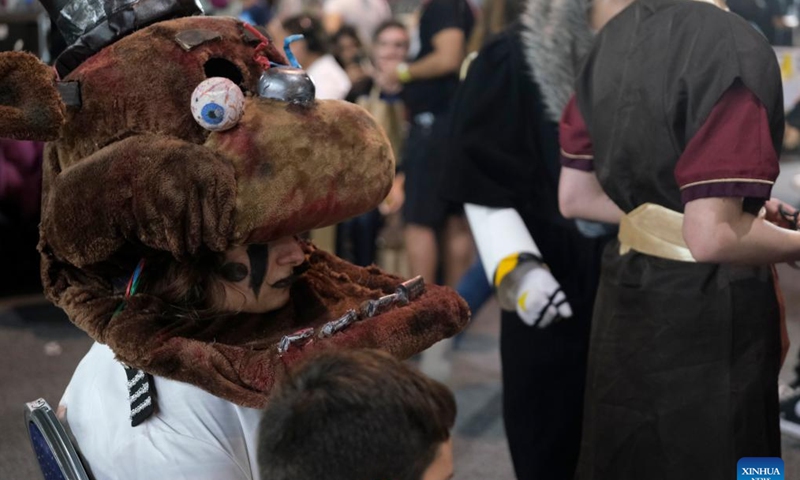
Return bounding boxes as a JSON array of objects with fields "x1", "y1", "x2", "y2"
[{"x1": 0, "y1": 0, "x2": 470, "y2": 477}]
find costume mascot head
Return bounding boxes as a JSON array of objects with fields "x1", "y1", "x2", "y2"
[{"x1": 0, "y1": 0, "x2": 469, "y2": 414}]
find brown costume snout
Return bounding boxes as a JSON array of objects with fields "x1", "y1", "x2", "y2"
[
  {"x1": 4, "y1": 16, "x2": 394, "y2": 266},
  {"x1": 206, "y1": 98, "x2": 394, "y2": 245}
]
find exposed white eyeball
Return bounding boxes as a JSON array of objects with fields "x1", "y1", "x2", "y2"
[{"x1": 191, "y1": 77, "x2": 245, "y2": 132}]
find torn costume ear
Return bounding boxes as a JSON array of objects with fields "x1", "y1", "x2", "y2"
[{"x1": 0, "y1": 52, "x2": 66, "y2": 140}]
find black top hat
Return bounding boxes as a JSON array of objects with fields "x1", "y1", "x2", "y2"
[{"x1": 41, "y1": 0, "x2": 204, "y2": 77}]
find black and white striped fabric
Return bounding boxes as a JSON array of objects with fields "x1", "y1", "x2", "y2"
[{"x1": 124, "y1": 366, "x2": 156, "y2": 427}]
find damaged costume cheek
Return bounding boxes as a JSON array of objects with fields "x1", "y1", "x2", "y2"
[{"x1": 246, "y1": 244, "x2": 269, "y2": 297}]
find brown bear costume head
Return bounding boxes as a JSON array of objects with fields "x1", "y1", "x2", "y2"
[{"x1": 0, "y1": 2, "x2": 469, "y2": 408}]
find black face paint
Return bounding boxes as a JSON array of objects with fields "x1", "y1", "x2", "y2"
[
  {"x1": 220, "y1": 262, "x2": 249, "y2": 283},
  {"x1": 247, "y1": 244, "x2": 269, "y2": 298}
]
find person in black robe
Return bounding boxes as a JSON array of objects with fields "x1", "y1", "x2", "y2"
[
  {"x1": 558, "y1": 0, "x2": 798, "y2": 477},
  {"x1": 439, "y1": 0, "x2": 619, "y2": 476}
]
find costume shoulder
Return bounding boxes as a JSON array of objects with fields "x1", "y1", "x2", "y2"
[
  {"x1": 579, "y1": 0, "x2": 783, "y2": 151},
  {"x1": 441, "y1": 28, "x2": 539, "y2": 209},
  {"x1": 668, "y1": 2, "x2": 783, "y2": 151}
]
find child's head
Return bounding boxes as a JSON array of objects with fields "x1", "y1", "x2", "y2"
[{"x1": 258, "y1": 349, "x2": 456, "y2": 480}]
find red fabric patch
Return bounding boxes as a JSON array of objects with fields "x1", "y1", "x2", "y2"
[
  {"x1": 675, "y1": 82, "x2": 779, "y2": 204},
  {"x1": 242, "y1": 23, "x2": 272, "y2": 70},
  {"x1": 559, "y1": 95, "x2": 594, "y2": 171}
]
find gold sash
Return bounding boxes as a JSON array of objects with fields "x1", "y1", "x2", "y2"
[{"x1": 618, "y1": 203, "x2": 697, "y2": 262}]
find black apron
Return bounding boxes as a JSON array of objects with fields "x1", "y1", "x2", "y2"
[{"x1": 573, "y1": 1, "x2": 783, "y2": 478}]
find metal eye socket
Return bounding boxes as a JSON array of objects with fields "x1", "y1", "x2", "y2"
[
  {"x1": 191, "y1": 77, "x2": 245, "y2": 132},
  {"x1": 258, "y1": 67, "x2": 316, "y2": 106}
]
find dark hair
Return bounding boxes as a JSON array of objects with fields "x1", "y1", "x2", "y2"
[
  {"x1": 282, "y1": 14, "x2": 330, "y2": 55},
  {"x1": 139, "y1": 251, "x2": 229, "y2": 317},
  {"x1": 373, "y1": 19, "x2": 408, "y2": 42},
  {"x1": 332, "y1": 25, "x2": 362, "y2": 48},
  {"x1": 331, "y1": 25, "x2": 364, "y2": 67},
  {"x1": 258, "y1": 349, "x2": 456, "y2": 480}
]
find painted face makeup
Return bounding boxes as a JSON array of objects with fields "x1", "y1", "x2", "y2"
[
  {"x1": 220, "y1": 262, "x2": 249, "y2": 283},
  {"x1": 218, "y1": 237, "x2": 307, "y2": 313},
  {"x1": 219, "y1": 246, "x2": 308, "y2": 293},
  {"x1": 246, "y1": 244, "x2": 269, "y2": 297}
]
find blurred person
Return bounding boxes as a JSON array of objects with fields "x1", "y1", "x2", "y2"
[
  {"x1": 239, "y1": 0, "x2": 274, "y2": 26},
  {"x1": 257, "y1": 349, "x2": 456, "y2": 480},
  {"x1": 558, "y1": 0, "x2": 797, "y2": 477},
  {"x1": 441, "y1": 0, "x2": 614, "y2": 476},
  {"x1": 451, "y1": 257, "x2": 491, "y2": 329},
  {"x1": 281, "y1": 14, "x2": 351, "y2": 99},
  {"x1": 374, "y1": 1, "x2": 474, "y2": 380},
  {"x1": 376, "y1": 0, "x2": 474, "y2": 291},
  {"x1": 351, "y1": 20, "x2": 410, "y2": 195},
  {"x1": 321, "y1": 0, "x2": 391, "y2": 47},
  {"x1": 332, "y1": 25, "x2": 370, "y2": 85},
  {"x1": 0, "y1": 139, "x2": 43, "y2": 220},
  {"x1": 336, "y1": 20, "x2": 410, "y2": 267},
  {"x1": 465, "y1": 0, "x2": 523, "y2": 52},
  {"x1": 0, "y1": 139, "x2": 45, "y2": 296}
]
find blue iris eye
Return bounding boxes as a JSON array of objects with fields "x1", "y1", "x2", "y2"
[{"x1": 201, "y1": 103, "x2": 225, "y2": 125}]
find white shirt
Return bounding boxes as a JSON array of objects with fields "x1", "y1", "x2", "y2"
[
  {"x1": 323, "y1": 0, "x2": 391, "y2": 46},
  {"x1": 60, "y1": 343, "x2": 263, "y2": 480},
  {"x1": 306, "y1": 54, "x2": 352, "y2": 100}
]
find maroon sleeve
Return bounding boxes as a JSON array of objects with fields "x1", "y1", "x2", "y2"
[
  {"x1": 675, "y1": 82, "x2": 779, "y2": 204},
  {"x1": 559, "y1": 95, "x2": 594, "y2": 171}
]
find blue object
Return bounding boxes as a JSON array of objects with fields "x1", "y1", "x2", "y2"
[
  {"x1": 25, "y1": 398, "x2": 90, "y2": 480},
  {"x1": 283, "y1": 34, "x2": 304, "y2": 69},
  {"x1": 130, "y1": 258, "x2": 145, "y2": 293},
  {"x1": 457, "y1": 258, "x2": 492, "y2": 315},
  {"x1": 29, "y1": 422, "x2": 66, "y2": 480},
  {"x1": 453, "y1": 258, "x2": 492, "y2": 349},
  {"x1": 200, "y1": 103, "x2": 225, "y2": 125},
  {"x1": 737, "y1": 457, "x2": 784, "y2": 480}
]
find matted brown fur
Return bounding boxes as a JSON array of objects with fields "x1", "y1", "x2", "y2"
[{"x1": 0, "y1": 52, "x2": 64, "y2": 140}]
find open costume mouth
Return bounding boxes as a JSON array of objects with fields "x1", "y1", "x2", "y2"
[{"x1": 41, "y1": 240, "x2": 469, "y2": 408}]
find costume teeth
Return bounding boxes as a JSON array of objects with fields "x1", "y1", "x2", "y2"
[
  {"x1": 277, "y1": 327, "x2": 315, "y2": 354},
  {"x1": 278, "y1": 276, "x2": 427, "y2": 354},
  {"x1": 318, "y1": 310, "x2": 359, "y2": 338}
]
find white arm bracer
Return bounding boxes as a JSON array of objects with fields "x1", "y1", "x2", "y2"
[{"x1": 464, "y1": 203, "x2": 542, "y2": 285}]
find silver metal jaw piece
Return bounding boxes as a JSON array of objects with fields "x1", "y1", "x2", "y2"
[
  {"x1": 395, "y1": 275, "x2": 425, "y2": 304},
  {"x1": 277, "y1": 277, "x2": 427, "y2": 354},
  {"x1": 277, "y1": 327, "x2": 315, "y2": 354},
  {"x1": 318, "y1": 309, "x2": 359, "y2": 338}
]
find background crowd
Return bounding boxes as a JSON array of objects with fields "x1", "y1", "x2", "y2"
[{"x1": 5, "y1": 0, "x2": 800, "y2": 323}]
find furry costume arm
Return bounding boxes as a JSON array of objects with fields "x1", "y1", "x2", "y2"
[
  {"x1": 41, "y1": 135, "x2": 236, "y2": 266},
  {"x1": 0, "y1": 52, "x2": 65, "y2": 140}
]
